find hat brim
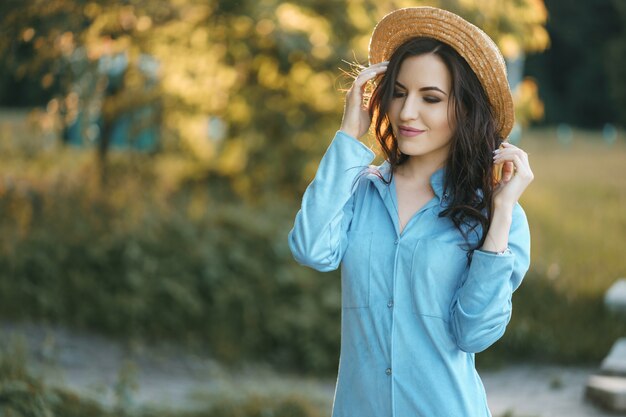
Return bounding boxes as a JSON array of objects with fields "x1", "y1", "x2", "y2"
[{"x1": 368, "y1": 7, "x2": 514, "y2": 139}]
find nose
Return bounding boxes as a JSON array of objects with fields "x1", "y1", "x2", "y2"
[{"x1": 399, "y1": 94, "x2": 421, "y2": 122}]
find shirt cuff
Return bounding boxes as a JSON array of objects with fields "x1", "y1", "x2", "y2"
[
  {"x1": 476, "y1": 247, "x2": 513, "y2": 256},
  {"x1": 335, "y1": 130, "x2": 376, "y2": 159}
]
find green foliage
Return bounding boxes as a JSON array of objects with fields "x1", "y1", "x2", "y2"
[
  {"x1": 525, "y1": 0, "x2": 623, "y2": 127},
  {"x1": 478, "y1": 128, "x2": 626, "y2": 367},
  {"x1": 607, "y1": 0, "x2": 626, "y2": 125},
  {"x1": 0, "y1": 336, "x2": 322, "y2": 417},
  {"x1": 152, "y1": 395, "x2": 322, "y2": 417},
  {"x1": 0, "y1": 0, "x2": 550, "y2": 196},
  {"x1": 0, "y1": 148, "x2": 341, "y2": 374},
  {"x1": 2, "y1": 127, "x2": 626, "y2": 376},
  {"x1": 482, "y1": 270, "x2": 626, "y2": 367},
  {"x1": 0, "y1": 336, "x2": 111, "y2": 417}
]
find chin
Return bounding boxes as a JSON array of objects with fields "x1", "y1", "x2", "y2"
[{"x1": 397, "y1": 143, "x2": 424, "y2": 156}]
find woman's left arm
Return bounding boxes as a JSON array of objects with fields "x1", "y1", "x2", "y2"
[{"x1": 449, "y1": 143, "x2": 534, "y2": 353}]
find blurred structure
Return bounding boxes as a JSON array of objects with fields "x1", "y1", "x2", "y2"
[
  {"x1": 586, "y1": 279, "x2": 626, "y2": 412},
  {"x1": 65, "y1": 51, "x2": 160, "y2": 151}
]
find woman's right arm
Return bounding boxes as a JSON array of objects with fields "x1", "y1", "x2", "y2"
[
  {"x1": 288, "y1": 61, "x2": 388, "y2": 272},
  {"x1": 288, "y1": 131, "x2": 375, "y2": 271}
]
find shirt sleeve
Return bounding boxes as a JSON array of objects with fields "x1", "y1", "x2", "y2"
[
  {"x1": 288, "y1": 130, "x2": 376, "y2": 272},
  {"x1": 448, "y1": 203, "x2": 531, "y2": 353}
]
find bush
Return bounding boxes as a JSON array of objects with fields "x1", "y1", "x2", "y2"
[
  {"x1": 1, "y1": 128, "x2": 626, "y2": 375},
  {"x1": 0, "y1": 150, "x2": 341, "y2": 374},
  {"x1": 0, "y1": 336, "x2": 323, "y2": 417}
]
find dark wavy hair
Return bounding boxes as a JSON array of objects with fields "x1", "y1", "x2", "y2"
[{"x1": 368, "y1": 37, "x2": 503, "y2": 251}]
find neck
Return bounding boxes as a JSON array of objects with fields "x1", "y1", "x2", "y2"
[{"x1": 395, "y1": 155, "x2": 445, "y2": 185}]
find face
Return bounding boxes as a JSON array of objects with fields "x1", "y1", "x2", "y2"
[{"x1": 387, "y1": 53, "x2": 456, "y2": 167}]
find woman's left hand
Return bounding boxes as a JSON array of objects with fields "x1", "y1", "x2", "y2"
[{"x1": 492, "y1": 142, "x2": 534, "y2": 208}]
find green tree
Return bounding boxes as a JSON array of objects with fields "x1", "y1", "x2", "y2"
[
  {"x1": 524, "y1": 0, "x2": 622, "y2": 127},
  {"x1": 607, "y1": 0, "x2": 626, "y2": 125},
  {"x1": 0, "y1": 0, "x2": 549, "y2": 195}
]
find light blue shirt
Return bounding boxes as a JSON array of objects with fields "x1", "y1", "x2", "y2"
[{"x1": 288, "y1": 131, "x2": 531, "y2": 417}]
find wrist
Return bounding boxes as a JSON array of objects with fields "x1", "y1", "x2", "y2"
[
  {"x1": 479, "y1": 247, "x2": 512, "y2": 256},
  {"x1": 491, "y1": 204, "x2": 513, "y2": 229},
  {"x1": 493, "y1": 197, "x2": 515, "y2": 213},
  {"x1": 339, "y1": 127, "x2": 359, "y2": 139}
]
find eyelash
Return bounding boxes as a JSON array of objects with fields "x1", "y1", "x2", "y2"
[{"x1": 392, "y1": 91, "x2": 441, "y2": 103}]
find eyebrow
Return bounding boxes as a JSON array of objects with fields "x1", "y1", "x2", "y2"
[{"x1": 395, "y1": 81, "x2": 447, "y2": 95}]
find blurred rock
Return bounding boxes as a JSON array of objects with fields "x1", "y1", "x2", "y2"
[
  {"x1": 585, "y1": 374, "x2": 626, "y2": 412},
  {"x1": 586, "y1": 291, "x2": 626, "y2": 413},
  {"x1": 605, "y1": 278, "x2": 626, "y2": 315},
  {"x1": 601, "y1": 338, "x2": 626, "y2": 377}
]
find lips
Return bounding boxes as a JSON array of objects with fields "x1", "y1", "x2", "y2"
[{"x1": 398, "y1": 126, "x2": 425, "y2": 137}]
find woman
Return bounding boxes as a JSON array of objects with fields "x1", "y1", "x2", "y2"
[{"x1": 288, "y1": 7, "x2": 533, "y2": 417}]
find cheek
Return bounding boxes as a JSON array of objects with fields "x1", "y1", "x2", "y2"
[{"x1": 432, "y1": 107, "x2": 452, "y2": 128}]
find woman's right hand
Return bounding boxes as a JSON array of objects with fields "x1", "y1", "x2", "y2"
[{"x1": 339, "y1": 61, "x2": 388, "y2": 139}]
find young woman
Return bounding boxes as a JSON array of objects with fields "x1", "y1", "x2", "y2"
[{"x1": 288, "y1": 7, "x2": 533, "y2": 417}]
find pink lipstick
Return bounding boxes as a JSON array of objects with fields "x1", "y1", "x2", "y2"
[{"x1": 398, "y1": 126, "x2": 425, "y2": 137}]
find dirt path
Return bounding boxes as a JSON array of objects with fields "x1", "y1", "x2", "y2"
[
  {"x1": 482, "y1": 364, "x2": 614, "y2": 417},
  {"x1": 0, "y1": 322, "x2": 614, "y2": 416}
]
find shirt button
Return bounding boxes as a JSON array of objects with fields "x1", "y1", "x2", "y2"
[
  {"x1": 387, "y1": 299, "x2": 394, "y2": 308},
  {"x1": 386, "y1": 368, "x2": 392, "y2": 376},
  {"x1": 394, "y1": 239, "x2": 399, "y2": 245}
]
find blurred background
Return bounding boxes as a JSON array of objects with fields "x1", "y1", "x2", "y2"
[{"x1": 0, "y1": 0, "x2": 624, "y2": 416}]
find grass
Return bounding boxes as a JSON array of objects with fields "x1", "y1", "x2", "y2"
[
  {"x1": 478, "y1": 126, "x2": 626, "y2": 366},
  {"x1": 0, "y1": 111, "x2": 622, "y2": 415},
  {"x1": 1, "y1": 107, "x2": 626, "y2": 369},
  {"x1": 0, "y1": 334, "x2": 326, "y2": 417},
  {"x1": 520, "y1": 127, "x2": 626, "y2": 298}
]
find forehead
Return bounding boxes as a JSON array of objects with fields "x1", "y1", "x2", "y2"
[{"x1": 395, "y1": 53, "x2": 452, "y2": 91}]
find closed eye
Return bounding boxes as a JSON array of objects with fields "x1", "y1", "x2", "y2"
[{"x1": 424, "y1": 96, "x2": 442, "y2": 103}]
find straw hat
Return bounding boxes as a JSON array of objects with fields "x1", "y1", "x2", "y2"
[{"x1": 368, "y1": 7, "x2": 515, "y2": 139}]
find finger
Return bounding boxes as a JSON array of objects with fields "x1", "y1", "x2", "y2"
[
  {"x1": 352, "y1": 71, "x2": 378, "y2": 98},
  {"x1": 352, "y1": 66, "x2": 387, "y2": 90},
  {"x1": 493, "y1": 148, "x2": 528, "y2": 164},
  {"x1": 366, "y1": 61, "x2": 390, "y2": 69},
  {"x1": 498, "y1": 142, "x2": 531, "y2": 162},
  {"x1": 346, "y1": 70, "x2": 378, "y2": 103},
  {"x1": 500, "y1": 142, "x2": 521, "y2": 151},
  {"x1": 510, "y1": 154, "x2": 527, "y2": 176},
  {"x1": 493, "y1": 145, "x2": 525, "y2": 155},
  {"x1": 501, "y1": 161, "x2": 515, "y2": 182},
  {"x1": 357, "y1": 65, "x2": 387, "y2": 81},
  {"x1": 511, "y1": 154, "x2": 534, "y2": 181},
  {"x1": 359, "y1": 62, "x2": 388, "y2": 74},
  {"x1": 493, "y1": 150, "x2": 533, "y2": 182},
  {"x1": 345, "y1": 63, "x2": 388, "y2": 109},
  {"x1": 355, "y1": 67, "x2": 387, "y2": 96}
]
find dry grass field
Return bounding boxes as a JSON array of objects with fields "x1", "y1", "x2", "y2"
[{"x1": 520, "y1": 127, "x2": 626, "y2": 297}]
